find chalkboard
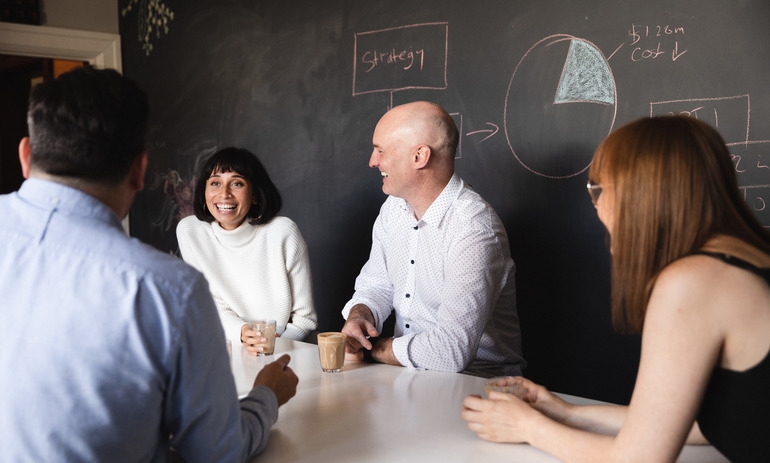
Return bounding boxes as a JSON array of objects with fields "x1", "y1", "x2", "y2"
[{"x1": 119, "y1": 0, "x2": 770, "y2": 404}]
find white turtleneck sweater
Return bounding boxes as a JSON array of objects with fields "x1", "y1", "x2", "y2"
[{"x1": 176, "y1": 215, "x2": 317, "y2": 343}]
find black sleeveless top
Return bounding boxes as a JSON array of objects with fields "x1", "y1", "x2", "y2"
[{"x1": 693, "y1": 252, "x2": 770, "y2": 462}]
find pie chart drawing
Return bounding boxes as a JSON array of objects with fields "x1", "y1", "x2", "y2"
[{"x1": 504, "y1": 34, "x2": 617, "y2": 179}]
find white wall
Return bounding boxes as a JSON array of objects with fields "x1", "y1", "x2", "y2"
[{"x1": 39, "y1": 0, "x2": 118, "y2": 33}]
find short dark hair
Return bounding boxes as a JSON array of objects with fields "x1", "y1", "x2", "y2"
[
  {"x1": 26, "y1": 66, "x2": 149, "y2": 185},
  {"x1": 192, "y1": 147, "x2": 282, "y2": 225}
]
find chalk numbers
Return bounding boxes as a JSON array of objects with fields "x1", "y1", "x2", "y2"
[
  {"x1": 628, "y1": 24, "x2": 687, "y2": 62},
  {"x1": 731, "y1": 151, "x2": 770, "y2": 215}
]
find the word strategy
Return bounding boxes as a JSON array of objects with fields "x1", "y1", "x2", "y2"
[{"x1": 361, "y1": 47, "x2": 425, "y2": 72}]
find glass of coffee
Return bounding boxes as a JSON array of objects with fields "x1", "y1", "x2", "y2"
[
  {"x1": 484, "y1": 376, "x2": 528, "y2": 399},
  {"x1": 249, "y1": 319, "x2": 277, "y2": 356},
  {"x1": 317, "y1": 332, "x2": 347, "y2": 372}
]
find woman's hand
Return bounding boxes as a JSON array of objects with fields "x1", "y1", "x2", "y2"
[
  {"x1": 462, "y1": 392, "x2": 540, "y2": 443},
  {"x1": 462, "y1": 377, "x2": 573, "y2": 444},
  {"x1": 240, "y1": 323, "x2": 268, "y2": 356},
  {"x1": 514, "y1": 377, "x2": 573, "y2": 424}
]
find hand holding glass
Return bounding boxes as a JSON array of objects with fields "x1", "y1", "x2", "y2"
[
  {"x1": 248, "y1": 319, "x2": 277, "y2": 356},
  {"x1": 484, "y1": 376, "x2": 528, "y2": 399}
]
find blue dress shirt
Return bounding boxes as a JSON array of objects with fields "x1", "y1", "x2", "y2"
[{"x1": 0, "y1": 178, "x2": 277, "y2": 462}]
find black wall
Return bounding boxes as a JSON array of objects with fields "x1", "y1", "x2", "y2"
[{"x1": 119, "y1": 0, "x2": 770, "y2": 404}]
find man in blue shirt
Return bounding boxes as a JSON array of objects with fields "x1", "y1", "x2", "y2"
[{"x1": 0, "y1": 67, "x2": 297, "y2": 462}]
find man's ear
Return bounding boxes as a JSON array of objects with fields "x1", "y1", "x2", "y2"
[
  {"x1": 129, "y1": 151, "x2": 149, "y2": 192},
  {"x1": 18, "y1": 137, "x2": 32, "y2": 179},
  {"x1": 413, "y1": 145, "x2": 431, "y2": 169}
]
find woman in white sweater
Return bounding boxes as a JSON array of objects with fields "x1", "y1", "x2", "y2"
[{"x1": 176, "y1": 147, "x2": 317, "y2": 354}]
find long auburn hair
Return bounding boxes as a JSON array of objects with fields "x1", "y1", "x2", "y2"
[{"x1": 589, "y1": 115, "x2": 770, "y2": 333}]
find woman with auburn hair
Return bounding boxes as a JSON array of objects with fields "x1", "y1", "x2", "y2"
[
  {"x1": 176, "y1": 147, "x2": 317, "y2": 354},
  {"x1": 463, "y1": 116, "x2": 770, "y2": 462}
]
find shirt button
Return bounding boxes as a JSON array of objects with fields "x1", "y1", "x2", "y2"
[
  {"x1": 410, "y1": 260, "x2": 414, "y2": 264},
  {"x1": 405, "y1": 293, "x2": 410, "y2": 298},
  {"x1": 413, "y1": 226, "x2": 418, "y2": 230},
  {"x1": 405, "y1": 324, "x2": 410, "y2": 329}
]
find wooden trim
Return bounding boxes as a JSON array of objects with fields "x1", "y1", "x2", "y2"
[
  {"x1": 0, "y1": 22, "x2": 121, "y2": 71},
  {"x1": 0, "y1": 22, "x2": 129, "y2": 232}
]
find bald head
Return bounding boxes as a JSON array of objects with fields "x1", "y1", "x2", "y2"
[
  {"x1": 370, "y1": 101, "x2": 459, "y2": 216},
  {"x1": 379, "y1": 101, "x2": 459, "y2": 166}
]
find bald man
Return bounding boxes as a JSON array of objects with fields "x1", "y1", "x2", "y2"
[{"x1": 341, "y1": 101, "x2": 525, "y2": 378}]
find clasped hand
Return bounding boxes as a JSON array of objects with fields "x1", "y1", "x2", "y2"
[
  {"x1": 240, "y1": 324, "x2": 277, "y2": 356},
  {"x1": 462, "y1": 376, "x2": 570, "y2": 444}
]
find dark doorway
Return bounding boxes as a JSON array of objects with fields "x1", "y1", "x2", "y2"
[{"x1": 0, "y1": 55, "x2": 84, "y2": 193}]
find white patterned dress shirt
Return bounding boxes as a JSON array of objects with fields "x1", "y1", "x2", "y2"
[{"x1": 343, "y1": 175, "x2": 525, "y2": 377}]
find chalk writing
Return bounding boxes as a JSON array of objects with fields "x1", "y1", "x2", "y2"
[
  {"x1": 651, "y1": 97, "x2": 770, "y2": 225},
  {"x1": 352, "y1": 22, "x2": 448, "y2": 96},
  {"x1": 758, "y1": 154, "x2": 770, "y2": 170},
  {"x1": 731, "y1": 154, "x2": 746, "y2": 173},
  {"x1": 729, "y1": 141, "x2": 770, "y2": 225},
  {"x1": 361, "y1": 48, "x2": 425, "y2": 73},
  {"x1": 615, "y1": 23, "x2": 688, "y2": 62},
  {"x1": 650, "y1": 95, "x2": 750, "y2": 145},
  {"x1": 754, "y1": 196, "x2": 766, "y2": 212},
  {"x1": 629, "y1": 24, "x2": 685, "y2": 44}
]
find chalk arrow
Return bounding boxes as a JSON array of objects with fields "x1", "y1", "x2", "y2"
[
  {"x1": 672, "y1": 41, "x2": 688, "y2": 61},
  {"x1": 466, "y1": 122, "x2": 499, "y2": 143}
]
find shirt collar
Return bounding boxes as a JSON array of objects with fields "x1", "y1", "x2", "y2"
[
  {"x1": 400, "y1": 174, "x2": 461, "y2": 227},
  {"x1": 18, "y1": 177, "x2": 124, "y2": 229}
]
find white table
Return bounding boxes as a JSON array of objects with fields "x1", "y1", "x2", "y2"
[{"x1": 231, "y1": 338, "x2": 728, "y2": 463}]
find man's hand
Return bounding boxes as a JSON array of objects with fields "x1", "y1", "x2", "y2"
[
  {"x1": 253, "y1": 354, "x2": 298, "y2": 406},
  {"x1": 341, "y1": 304, "x2": 380, "y2": 353},
  {"x1": 342, "y1": 305, "x2": 402, "y2": 366}
]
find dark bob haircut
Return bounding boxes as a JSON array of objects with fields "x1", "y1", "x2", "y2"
[{"x1": 192, "y1": 147, "x2": 282, "y2": 225}]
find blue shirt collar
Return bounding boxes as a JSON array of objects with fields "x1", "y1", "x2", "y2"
[{"x1": 18, "y1": 177, "x2": 124, "y2": 230}]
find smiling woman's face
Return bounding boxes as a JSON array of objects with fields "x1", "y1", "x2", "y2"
[{"x1": 205, "y1": 169, "x2": 254, "y2": 230}]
